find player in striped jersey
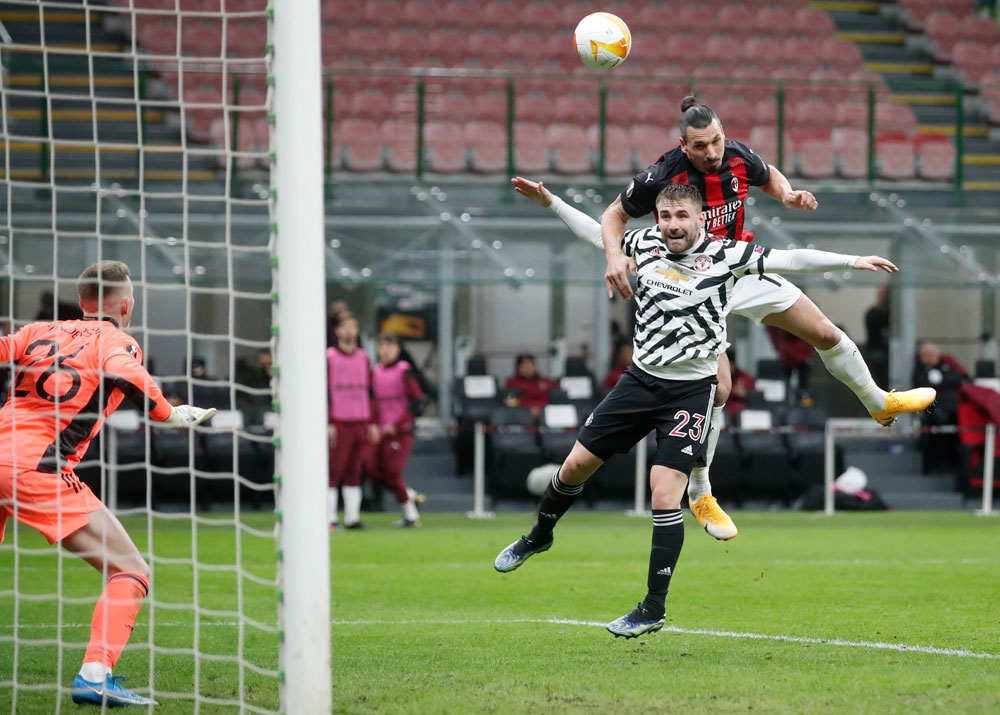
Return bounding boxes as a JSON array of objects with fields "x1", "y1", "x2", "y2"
[
  {"x1": 598, "y1": 97, "x2": 935, "y2": 539},
  {"x1": 496, "y1": 183, "x2": 905, "y2": 638},
  {"x1": 0, "y1": 260, "x2": 216, "y2": 706}
]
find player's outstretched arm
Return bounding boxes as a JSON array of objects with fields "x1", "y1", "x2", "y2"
[
  {"x1": 162, "y1": 404, "x2": 217, "y2": 428},
  {"x1": 761, "y1": 165, "x2": 818, "y2": 211},
  {"x1": 600, "y1": 196, "x2": 637, "y2": 300},
  {"x1": 744, "y1": 247, "x2": 898, "y2": 276},
  {"x1": 852, "y1": 256, "x2": 899, "y2": 273},
  {"x1": 513, "y1": 176, "x2": 604, "y2": 249}
]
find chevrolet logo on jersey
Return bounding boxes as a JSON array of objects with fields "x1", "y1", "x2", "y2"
[{"x1": 655, "y1": 267, "x2": 692, "y2": 282}]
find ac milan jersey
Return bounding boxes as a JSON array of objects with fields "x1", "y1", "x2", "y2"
[
  {"x1": 0, "y1": 318, "x2": 173, "y2": 473},
  {"x1": 619, "y1": 140, "x2": 771, "y2": 241}
]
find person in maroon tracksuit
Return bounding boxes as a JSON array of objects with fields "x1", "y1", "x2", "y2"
[{"x1": 368, "y1": 334, "x2": 426, "y2": 528}]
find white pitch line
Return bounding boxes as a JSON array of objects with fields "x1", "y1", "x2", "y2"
[{"x1": 330, "y1": 617, "x2": 1000, "y2": 660}]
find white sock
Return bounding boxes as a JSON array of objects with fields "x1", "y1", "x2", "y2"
[
  {"x1": 342, "y1": 485, "x2": 363, "y2": 525},
  {"x1": 816, "y1": 332, "x2": 888, "y2": 414},
  {"x1": 328, "y1": 487, "x2": 339, "y2": 525},
  {"x1": 403, "y1": 499, "x2": 420, "y2": 522},
  {"x1": 688, "y1": 405, "x2": 724, "y2": 503},
  {"x1": 79, "y1": 662, "x2": 111, "y2": 683},
  {"x1": 406, "y1": 487, "x2": 417, "y2": 501}
]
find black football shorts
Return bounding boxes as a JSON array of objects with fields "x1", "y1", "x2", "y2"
[{"x1": 578, "y1": 365, "x2": 717, "y2": 474}]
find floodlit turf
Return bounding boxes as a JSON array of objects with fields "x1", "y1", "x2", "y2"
[{"x1": 3, "y1": 510, "x2": 1000, "y2": 713}]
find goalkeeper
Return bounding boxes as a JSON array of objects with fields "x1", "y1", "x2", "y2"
[{"x1": 0, "y1": 260, "x2": 215, "y2": 707}]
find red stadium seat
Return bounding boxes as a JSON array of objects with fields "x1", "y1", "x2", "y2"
[
  {"x1": 898, "y1": 0, "x2": 937, "y2": 30},
  {"x1": 467, "y1": 29, "x2": 506, "y2": 65},
  {"x1": 226, "y1": 19, "x2": 266, "y2": 58},
  {"x1": 875, "y1": 130, "x2": 915, "y2": 180},
  {"x1": 342, "y1": 27, "x2": 383, "y2": 64},
  {"x1": 989, "y1": 44, "x2": 1000, "y2": 68},
  {"x1": 401, "y1": 0, "x2": 443, "y2": 27},
  {"x1": 322, "y1": 1, "x2": 362, "y2": 24},
  {"x1": 753, "y1": 7, "x2": 795, "y2": 37},
  {"x1": 382, "y1": 119, "x2": 418, "y2": 173},
  {"x1": 553, "y1": 93, "x2": 599, "y2": 127},
  {"x1": 521, "y1": 1, "x2": 560, "y2": 26},
  {"x1": 792, "y1": 8, "x2": 836, "y2": 39},
  {"x1": 629, "y1": 124, "x2": 671, "y2": 166},
  {"x1": 915, "y1": 134, "x2": 955, "y2": 181},
  {"x1": 790, "y1": 129, "x2": 835, "y2": 179},
  {"x1": 678, "y1": 6, "x2": 715, "y2": 27},
  {"x1": 953, "y1": 42, "x2": 993, "y2": 84},
  {"x1": 983, "y1": 88, "x2": 1000, "y2": 125},
  {"x1": 875, "y1": 103, "x2": 918, "y2": 135},
  {"x1": 182, "y1": 19, "x2": 223, "y2": 58},
  {"x1": 424, "y1": 121, "x2": 468, "y2": 173},
  {"x1": 960, "y1": 14, "x2": 1000, "y2": 45},
  {"x1": 548, "y1": 123, "x2": 592, "y2": 174},
  {"x1": 833, "y1": 100, "x2": 869, "y2": 129},
  {"x1": 515, "y1": 91, "x2": 558, "y2": 126},
  {"x1": 925, "y1": 13, "x2": 964, "y2": 61},
  {"x1": 469, "y1": 88, "x2": 509, "y2": 122},
  {"x1": 482, "y1": 1, "x2": 520, "y2": 30},
  {"x1": 361, "y1": 0, "x2": 398, "y2": 25},
  {"x1": 588, "y1": 124, "x2": 633, "y2": 175},
  {"x1": 749, "y1": 126, "x2": 778, "y2": 166},
  {"x1": 465, "y1": 120, "x2": 507, "y2": 173},
  {"x1": 513, "y1": 122, "x2": 550, "y2": 173},
  {"x1": 832, "y1": 127, "x2": 869, "y2": 179},
  {"x1": 336, "y1": 119, "x2": 383, "y2": 172},
  {"x1": 439, "y1": 0, "x2": 483, "y2": 28},
  {"x1": 718, "y1": 5, "x2": 756, "y2": 35},
  {"x1": 753, "y1": 99, "x2": 777, "y2": 127},
  {"x1": 789, "y1": 101, "x2": 834, "y2": 130},
  {"x1": 343, "y1": 89, "x2": 391, "y2": 121},
  {"x1": 818, "y1": 39, "x2": 864, "y2": 74}
]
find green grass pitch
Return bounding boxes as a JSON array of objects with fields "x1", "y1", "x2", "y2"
[{"x1": 3, "y1": 510, "x2": 1000, "y2": 713}]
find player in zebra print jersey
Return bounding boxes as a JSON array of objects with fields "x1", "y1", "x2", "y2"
[{"x1": 496, "y1": 183, "x2": 910, "y2": 638}]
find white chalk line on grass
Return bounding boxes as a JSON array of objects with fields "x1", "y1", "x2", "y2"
[{"x1": 329, "y1": 617, "x2": 1000, "y2": 661}]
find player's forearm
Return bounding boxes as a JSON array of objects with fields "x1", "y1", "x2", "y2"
[
  {"x1": 762, "y1": 165, "x2": 794, "y2": 203},
  {"x1": 757, "y1": 248, "x2": 859, "y2": 275},
  {"x1": 600, "y1": 200, "x2": 630, "y2": 257},
  {"x1": 549, "y1": 195, "x2": 602, "y2": 249}
]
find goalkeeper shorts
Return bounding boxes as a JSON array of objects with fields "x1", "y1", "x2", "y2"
[{"x1": 0, "y1": 466, "x2": 104, "y2": 544}]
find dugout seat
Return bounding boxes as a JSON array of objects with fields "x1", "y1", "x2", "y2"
[
  {"x1": 486, "y1": 406, "x2": 544, "y2": 499},
  {"x1": 915, "y1": 134, "x2": 955, "y2": 181},
  {"x1": 454, "y1": 374, "x2": 502, "y2": 473},
  {"x1": 539, "y1": 403, "x2": 579, "y2": 465},
  {"x1": 737, "y1": 427, "x2": 798, "y2": 505},
  {"x1": 876, "y1": 131, "x2": 916, "y2": 180}
]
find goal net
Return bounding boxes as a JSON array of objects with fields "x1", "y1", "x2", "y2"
[{"x1": 0, "y1": 0, "x2": 293, "y2": 710}]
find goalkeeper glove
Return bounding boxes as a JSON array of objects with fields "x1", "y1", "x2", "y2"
[{"x1": 163, "y1": 404, "x2": 217, "y2": 428}]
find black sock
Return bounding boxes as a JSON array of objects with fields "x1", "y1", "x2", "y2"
[
  {"x1": 642, "y1": 509, "x2": 685, "y2": 618},
  {"x1": 527, "y1": 471, "x2": 582, "y2": 543}
]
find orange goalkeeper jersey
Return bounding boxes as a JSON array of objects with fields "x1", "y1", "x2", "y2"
[{"x1": 0, "y1": 318, "x2": 173, "y2": 474}]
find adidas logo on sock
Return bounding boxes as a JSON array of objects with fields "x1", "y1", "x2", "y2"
[
  {"x1": 681, "y1": 445, "x2": 693, "y2": 455},
  {"x1": 540, "y1": 512, "x2": 558, "y2": 519},
  {"x1": 656, "y1": 566, "x2": 672, "y2": 576}
]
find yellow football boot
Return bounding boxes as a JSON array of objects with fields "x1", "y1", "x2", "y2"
[
  {"x1": 690, "y1": 495, "x2": 738, "y2": 541},
  {"x1": 869, "y1": 387, "x2": 937, "y2": 426}
]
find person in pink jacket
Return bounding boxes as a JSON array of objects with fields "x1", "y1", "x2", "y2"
[
  {"x1": 369, "y1": 333, "x2": 426, "y2": 527},
  {"x1": 327, "y1": 312, "x2": 379, "y2": 530}
]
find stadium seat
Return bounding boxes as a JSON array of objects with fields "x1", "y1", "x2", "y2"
[
  {"x1": 789, "y1": 101, "x2": 834, "y2": 130},
  {"x1": 547, "y1": 123, "x2": 592, "y2": 174},
  {"x1": 737, "y1": 431, "x2": 798, "y2": 504},
  {"x1": 753, "y1": 99, "x2": 777, "y2": 127},
  {"x1": 960, "y1": 14, "x2": 1000, "y2": 45},
  {"x1": 588, "y1": 124, "x2": 633, "y2": 175},
  {"x1": 401, "y1": 0, "x2": 443, "y2": 27},
  {"x1": 952, "y1": 42, "x2": 993, "y2": 84},
  {"x1": 717, "y1": 5, "x2": 755, "y2": 35},
  {"x1": 226, "y1": 18, "x2": 265, "y2": 58},
  {"x1": 791, "y1": 7, "x2": 836, "y2": 38},
  {"x1": 344, "y1": 89, "x2": 392, "y2": 121},
  {"x1": 381, "y1": 119, "x2": 418, "y2": 172},
  {"x1": 521, "y1": 0, "x2": 560, "y2": 26},
  {"x1": 467, "y1": 29, "x2": 506, "y2": 66},
  {"x1": 539, "y1": 404, "x2": 579, "y2": 465},
  {"x1": 553, "y1": 93, "x2": 599, "y2": 127},
  {"x1": 513, "y1": 122, "x2": 550, "y2": 173},
  {"x1": 466, "y1": 120, "x2": 507, "y2": 173},
  {"x1": 629, "y1": 124, "x2": 671, "y2": 165},
  {"x1": 482, "y1": 0, "x2": 520, "y2": 30},
  {"x1": 424, "y1": 121, "x2": 468, "y2": 173},
  {"x1": 633, "y1": 95, "x2": 675, "y2": 127},
  {"x1": 819, "y1": 39, "x2": 864, "y2": 75},
  {"x1": 915, "y1": 134, "x2": 955, "y2": 181},
  {"x1": 790, "y1": 129, "x2": 835, "y2": 179},
  {"x1": 832, "y1": 127, "x2": 869, "y2": 179},
  {"x1": 781, "y1": 38, "x2": 822, "y2": 74},
  {"x1": 875, "y1": 103, "x2": 918, "y2": 135},
  {"x1": 876, "y1": 130, "x2": 915, "y2": 180},
  {"x1": 925, "y1": 13, "x2": 964, "y2": 61},
  {"x1": 749, "y1": 126, "x2": 778, "y2": 165},
  {"x1": 514, "y1": 91, "x2": 558, "y2": 126},
  {"x1": 753, "y1": 6, "x2": 794, "y2": 36}
]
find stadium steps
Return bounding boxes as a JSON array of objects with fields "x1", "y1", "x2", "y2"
[
  {"x1": 823, "y1": 0, "x2": 1000, "y2": 189},
  {"x1": 0, "y1": 1, "x2": 220, "y2": 186},
  {"x1": 842, "y1": 450, "x2": 967, "y2": 509}
]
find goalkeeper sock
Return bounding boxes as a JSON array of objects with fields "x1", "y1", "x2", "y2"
[
  {"x1": 342, "y1": 485, "x2": 363, "y2": 525},
  {"x1": 527, "y1": 470, "x2": 582, "y2": 543},
  {"x1": 83, "y1": 571, "x2": 149, "y2": 670},
  {"x1": 328, "y1": 487, "x2": 339, "y2": 525},
  {"x1": 816, "y1": 331, "x2": 888, "y2": 414},
  {"x1": 688, "y1": 405, "x2": 723, "y2": 504},
  {"x1": 78, "y1": 662, "x2": 111, "y2": 683},
  {"x1": 642, "y1": 510, "x2": 684, "y2": 619}
]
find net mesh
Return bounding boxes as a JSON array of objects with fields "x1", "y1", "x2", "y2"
[{"x1": 0, "y1": 0, "x2": 278, "y2": 711}]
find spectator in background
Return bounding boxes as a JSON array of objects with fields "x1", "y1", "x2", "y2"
[
  {"x1": 603, "y1": 343, "x2": 634, "y2": 390},
  {"x1": 724, "y1": 349, "x2": 756, "y2": 421},
  {"x1": 505, "y1": 353, "x2": 557, "y2": 419},
  {"x1": 189, "y1": 357, "x2": 229, "y2": 410},
  {"x1": 34, "y1": 290, "x2": 84, "y2": 321},
  {"x1": 327, "y1": 312, "x2": 379, "y2": 530},
  {"x1": 236, "y1": 348, "x2": 273, "y2": 425},
  {"x1": 328, "y1": 300, "x2": 351, "y2": 348},
  {"x1": 766, "y1": 325, "x2": 815, "y2": 405},
  {"x1": 864, "y1": 285, "x2": 890, "y2": 389},
  {"x1": 912, "y1": 340, "x2": 967, "y2": 474},
  {"x1": 369, "y1": 334, "x2": 426, "y2": 528}
]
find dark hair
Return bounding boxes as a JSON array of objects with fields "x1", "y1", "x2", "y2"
[
  {"x1": 377, "y1": 332, "x2": 400, "y2": 346},
  {"x1": 334, "y1": 311, "x2": 358, "y2": 328},
  {"x1": 655, "y1": 183, "x2": 703, "y2": 208},
  {"x1": 679, "y1": 95, "x2": 721, "y2": 138},
  {"x1": 515, "y1": 353, "x2": 535, "y2": 369},
  {"x1": 77, "y1": 260, "x2": 131, "y2": 306}
]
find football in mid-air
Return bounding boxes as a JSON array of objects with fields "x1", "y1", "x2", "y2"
[{"x1": 574, "y1": 12, "x2": 632, "y2": 71}]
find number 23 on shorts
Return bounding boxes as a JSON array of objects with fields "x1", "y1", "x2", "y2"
[{"x1": 668, "y1": 410, "x2": 706, "y2": 441}]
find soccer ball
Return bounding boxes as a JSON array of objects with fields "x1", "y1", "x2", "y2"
[{"x1": 574, "y1": 12, "x2": 632, "y2": 71}]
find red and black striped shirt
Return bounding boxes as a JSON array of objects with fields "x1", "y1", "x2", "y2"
[{"x1": 619, "y1": 140, "x2": 771, "y2": 242}]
